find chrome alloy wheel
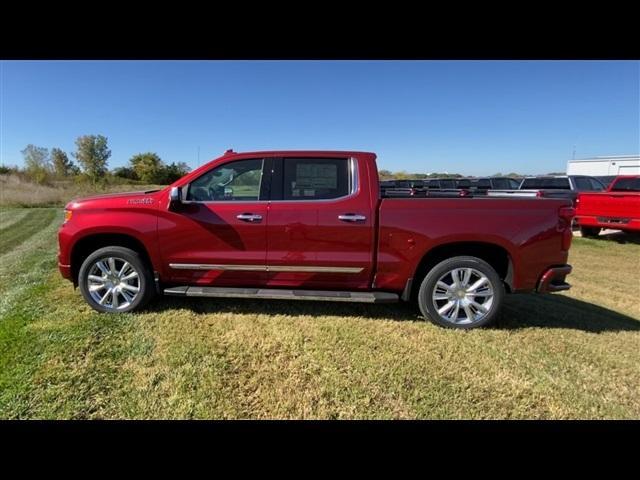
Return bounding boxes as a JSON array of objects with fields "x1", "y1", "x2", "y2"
[
  {"x1": 431, "y1": 267, "x2": 495, "y2": 325},
  {"x1": 86, "y1": 257, "x2": 141, "y2": 310}
]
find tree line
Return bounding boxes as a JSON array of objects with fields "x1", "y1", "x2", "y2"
[
  {"x1": 378, "y1": 170, "x2": 527, "y2": 180},
  {"x1": 0, "y1": 134, "x2": 190, "y2": 186}
]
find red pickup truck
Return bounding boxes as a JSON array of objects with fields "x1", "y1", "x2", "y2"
[
  {"x1": 575, "y1": 175, "x2": 640, "y2": 237},
  {"x1": 58, "y1": 150, "x2": 575, "y2": 329}
]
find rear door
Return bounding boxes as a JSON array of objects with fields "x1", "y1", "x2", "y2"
[{"x1": 265, "y1": 156, "x2": 375, "y2": 290}]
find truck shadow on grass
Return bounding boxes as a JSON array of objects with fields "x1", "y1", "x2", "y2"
[
  {"x1": 150, "y1": 293, "x2": 640, "y2": 333},
  {"x1": 596, "y1": 231, "x2": 640, "y2": 245}
]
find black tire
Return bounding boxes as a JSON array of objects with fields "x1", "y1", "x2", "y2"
[
  {"x1": 580, "y1": 226, "x2": 601, "y2": 238},
  {"x1": 417, "y1": 256, "x2": 505, "y2": 329},
  {"x1": 78, "y1": 246, "x2": 155, "y2": 313}
]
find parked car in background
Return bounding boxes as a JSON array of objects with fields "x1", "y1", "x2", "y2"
[
  {"x1": 592, "y1": 176, "x2": 618, "y2": 189},
  {"x1": 58, "y1": 149, "x2": 575, "y2": 330},
  {"x1": 471, "y1": 177, "x2": 522, "y2": 192},
  {"x1": 575, "y1": 175, "x2": 640, "y2": 237},
  {"x1": 380, "y1": 179, "x2": 423, "y2": 197},
  {"x1": 425, "y1": 178, "x2": 457, "y2": 190},
  {"x1": 518, "y1": 175, "x2": 606, "y2": 205}
]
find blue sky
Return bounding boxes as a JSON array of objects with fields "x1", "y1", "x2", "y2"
[{"x1": 1, "y1": 60, "x2": 638, "y2": 176}]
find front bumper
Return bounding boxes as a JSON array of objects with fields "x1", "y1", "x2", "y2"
[
  {"x1": 58, "y1": 258, "x2": 72, "y2": 281},
  {"x1": 536, "y1": 265, "x2": 572, "y2": 293}
]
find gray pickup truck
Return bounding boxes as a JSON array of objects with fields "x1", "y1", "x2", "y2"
[{"x1": 487, "y1": 175, "x2": 605, "y2": 205}]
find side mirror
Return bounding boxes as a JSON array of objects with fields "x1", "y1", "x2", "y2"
[{"x1": 169, "y1": 186, "x2": 182, "y2": 210}]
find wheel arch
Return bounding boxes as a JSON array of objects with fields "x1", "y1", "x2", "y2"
[
  {"x1": 70, "y1": 233, "x2": 155, "y2": 286},
  {"x1": 410, "y1": 241, "x2": 514, "y2": 301}
]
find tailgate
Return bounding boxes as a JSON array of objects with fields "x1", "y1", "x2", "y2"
[{"x1": 578, "y1": 192, "x2": 640, "y2": 218}]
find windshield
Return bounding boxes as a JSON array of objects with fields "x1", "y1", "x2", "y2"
[
  {"x1": 521, "y1": 178, "x2": 570, "y2": 189},
  {"x1": 610, "y1": 177, "x2": 640, "y2": 192}
]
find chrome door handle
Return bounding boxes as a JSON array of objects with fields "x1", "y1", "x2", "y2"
[
  {"x1": 338, "y1": 214, "x2": 367, "y2": 222},
  {"x1": 236, "y1": 213, "x2": 263, "y2": 222}
]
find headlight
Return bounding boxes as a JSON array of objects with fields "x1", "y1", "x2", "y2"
[{"x1": 63, "y1": 209, "x2": 73, "y2": 223}]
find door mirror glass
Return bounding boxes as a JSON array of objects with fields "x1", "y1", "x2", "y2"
[{"x1": 169, "y1": 186, "x2": 182, "y2": 210}]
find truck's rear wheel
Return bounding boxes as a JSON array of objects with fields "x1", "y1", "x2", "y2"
[
  {"x1": 580, "y1": 226, "x2": 601, "y2": 238},
  {"x1": 417, "y1": 256, "x2": 504, "y2": 329},
  {"x1": 78, "y1": 246, "x2": 155, "y2": 313}
]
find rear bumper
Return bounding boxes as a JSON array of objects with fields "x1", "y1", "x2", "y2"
[
  {"x1": 536, "y1": 265, "x2": 572, "y2": 293},
  {"x1": 576, "y1": 215, "x2": 640, "y2": 231}
]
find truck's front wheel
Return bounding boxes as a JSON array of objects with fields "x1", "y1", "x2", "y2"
[
  {"x1": 78, "y1": 246, "x2": 155, "y2": 313},
  {"x1": 418, "y1": 256, "x2": 504, "y2": 329}
]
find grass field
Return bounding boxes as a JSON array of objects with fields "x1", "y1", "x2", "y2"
[{"x1": 0, "y1": 207, "x2": 639, "y2": 419}]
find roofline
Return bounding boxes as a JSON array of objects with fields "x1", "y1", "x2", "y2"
[
  {"x1": 221, "y1": 149, "x2": 377, "y2": 158},
  {"x1": 569, "y1": 155, "x2": 640, "y2": 161}
]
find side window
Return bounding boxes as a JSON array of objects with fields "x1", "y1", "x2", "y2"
[
  {"x1": 508, "y1": 179, "x2": 521, "y2": 189},
  {"x1": 186, "y1": 158, "x2": 264, "y2": 201},
  {"x1": 282, "y1": 158, "x2": 350, "y2": 200},
  {"x1": 492, "y1": 178, "x2": 509, "y2": 189},
  {"x1": 589, "y1": 178, "x2": 605, "y2": 191},
  {"x1": 574, "y1": 177, "x2": 592, "y2": 191}
]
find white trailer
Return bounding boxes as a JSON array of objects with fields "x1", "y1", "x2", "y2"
[{"x1": 566, "y1": 155, "x2": 640, "y2": 176}]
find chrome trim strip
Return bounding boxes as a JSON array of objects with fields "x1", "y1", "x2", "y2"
[
  {"x1": 269, "y1": 265, "x2": 363, "y2": 273},
  {"x1": 169, "y1": 263, "x2": 363, "y2": 273},
  {"x1": 170, "y1": 264, "x2": 267, "y2": 271}
]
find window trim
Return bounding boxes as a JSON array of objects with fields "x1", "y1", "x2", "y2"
[{"x1": 269, "y1": 157, "x2": 358, "y2": 203}]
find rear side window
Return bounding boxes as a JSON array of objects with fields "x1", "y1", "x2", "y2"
[
  {"x1": 610, "y1": 177, "x2": 640, "y2": 191},
  {"x1": 282, "y1": 158, "x2": 350, "y2": 200},
  {"x1": 595, "y1": 176, "x2": 616, "y2": 188},
  {"x1": 588, "y1": 178, "x2": 605, "y2": 191},
  {"x1": 492, "y1": 178, "x2": 510, "y2": 189},
  {"x1": 440, "y1": 179, "x2": 456, "y2": 189},
  {"x1": 508, "y1": 179, "x2": 521, "y2": 189},
  {"x1": 574, "y1": 177, "x2": 593, "y2": 191},
  {"x1": 521, "y1": 178, "x2": 570, "y2": 189},
  {"x1": 476, "y1": 179, "x2": 491, "y2": 189}
]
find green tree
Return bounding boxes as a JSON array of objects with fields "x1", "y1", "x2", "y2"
[
  {"x1": 74, "y1": 134, "x2": 111, "y2": 183},
  {"x1": 161, "y1": 162, "x2": 191, "y2": 184},
  {"x1": 113, "y1": 166, "x2": 139, "y2": 181},
  {"x1": 129, "y1": 152, "x2": 164, "y2": 183},
  {"x1": 51, "y1": 148, "x2": 79, "y2": 177},
  {"x1": 21, "y1": 144, "x2": 51, "y2": 184},
  {"x1": 378, "y1": 169, "x2": 393, "y2": 180}
]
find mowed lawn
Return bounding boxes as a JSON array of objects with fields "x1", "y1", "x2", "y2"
[{"x1": 0, "y1": 207, "x2": 639, "y2": 419}]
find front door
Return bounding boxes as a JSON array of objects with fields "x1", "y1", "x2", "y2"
[{"x1": 158, "y1": 157, "x2": 270, "y2": 286}]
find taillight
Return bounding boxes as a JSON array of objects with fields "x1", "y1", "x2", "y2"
[
  {"x1": 558, "y1": 206, "x2": 575, "y2": 250},
  {"x1": 63, "y1": 209, "x2": 73, "y2": 224},
  {"x1": 459, "y1": 189, "x2": 470, "y2": 197},
  {"x1": 536, "y1": 190, "x2": 544, "y2": 197}
]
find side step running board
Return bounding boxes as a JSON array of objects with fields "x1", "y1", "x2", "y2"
[{"x1": 163, "y1": 286, "x2": 399, "y2": 303}]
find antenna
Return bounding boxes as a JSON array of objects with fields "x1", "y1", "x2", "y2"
[
  {"x1": 197, "y1": 146, "x2": 200, "y2": 167},
  {"x1": 572, "y1": 145, "x2": 576, "y2": 160}
]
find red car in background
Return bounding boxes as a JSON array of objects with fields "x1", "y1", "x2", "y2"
[{"x1": 575, "y1": 175, "x2": 640, "y2": 237}]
